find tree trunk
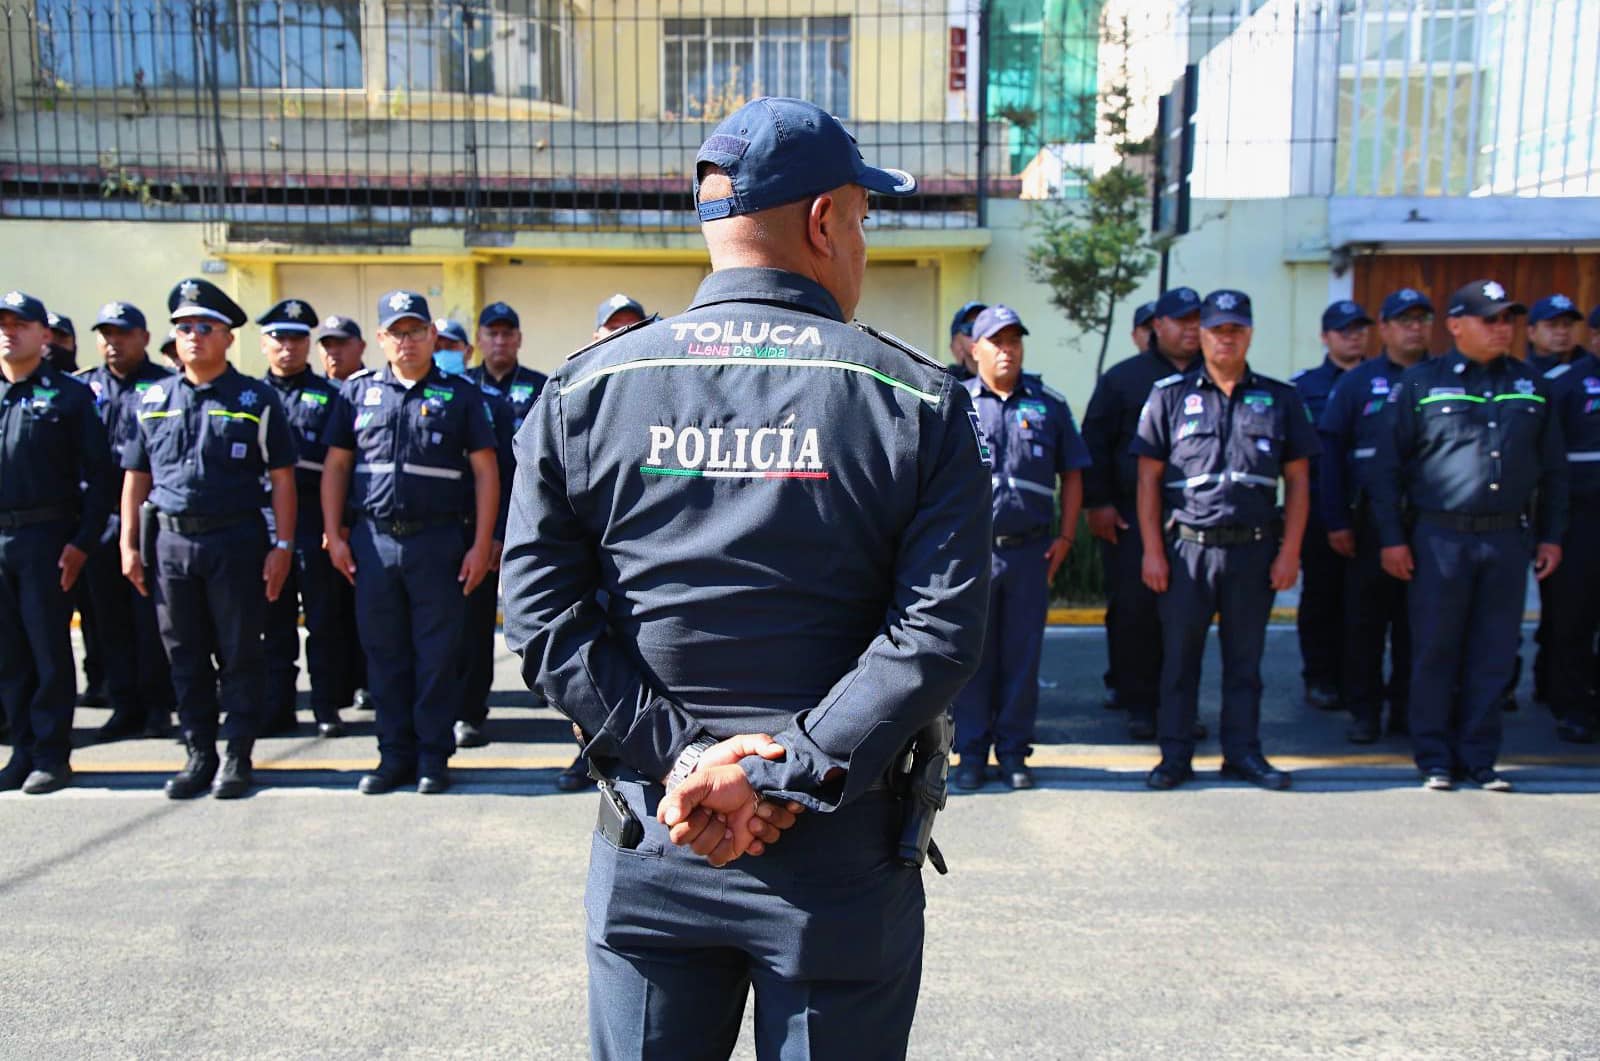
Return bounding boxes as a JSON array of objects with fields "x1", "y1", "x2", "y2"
[{"x1": 1093, "y1": 260, "x2": 1123, "y2": 378}]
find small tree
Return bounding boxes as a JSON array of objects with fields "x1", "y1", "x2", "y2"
[{"x1": 1026, "y1": 13, "x2": 1163, "y2": 379}]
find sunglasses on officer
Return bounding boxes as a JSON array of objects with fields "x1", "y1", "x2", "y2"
[{"x1": 174, "y1": 321, "x2": 219, "y2": 336}]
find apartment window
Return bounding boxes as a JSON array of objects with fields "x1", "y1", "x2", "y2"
[
  {"x1": 244, "y1": 2, "x2": 364, "y2": 90},
  {"x1": 386, "y1": 0, "x2": 571, "y2": 102},
  {"x1": 663, "y1": 16, "x2": 850, "y2": 120},
  {"x1": 1337, "y1": 0, "x2": 1478, "y2": 69}
]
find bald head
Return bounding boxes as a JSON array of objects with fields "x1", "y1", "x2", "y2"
[{"x1": 698, "y1": 164, "x2": 870, "y2": 320}]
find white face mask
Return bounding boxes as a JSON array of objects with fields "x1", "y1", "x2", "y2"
[{"x1": 434, "y1": 349, "x2": 466, "y2": 375}]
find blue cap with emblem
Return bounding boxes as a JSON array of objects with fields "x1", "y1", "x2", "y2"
[
  {"x1": 971, "y1": 304, "x2": 1028, "y2": 343},
  {"x1": 1200, "y1": 289, "x2": 1253, "y2": 327},
  {"x1": 1132, "y1": 301, "x2": 1158, "y2": 328},
  {"x1": 47, "y1": 311, "x2": 75, "y2": 337},
  {"x1": 1447, "y1": 279, "x2": 1526, "y2": 319},
  {"x1": 169, "y1": 277, "x2": 247, "y2": 328},
  {"x1": 256, "y1": 297, "x2": 317, "y2": 335},
  {"x1": 433, "y1": 318, "x2": 470, "y2": 345},
  {"x1": 0, "y1": 290, "x2": 48, "y2": 324},
  {"x1": 1153, "y1": 287, "x2": 1202, "y2": 319},
  {"x1": 595, "y1": 293, "x2": 646, "y2": 330},
  {"x1": 1320, "y1": 299, "x2": 1372, "y2": 332},
  {"x1": 93, "y1": 301, "x2": 146, "y2": 332},
  {"x1": 1380, "y1": 287, "x2": 1434, "y2": 320},
  {"x1": 1527, "y1": 293, "x2": 1583, "y2": 325},
  {"x1": 949, "y1": 300, "x2": 987, "y2": 337},
  {"x1": 693, "y1": 97, "x2": 918, "y2": 222},
  {"x1": 314, "y1": 315, "x2": 363, "y2": 342},
  {"x1": 377, "y1": 290, "x2": 430, "y2": 329},
  {"x1": 478, "y1": 301, "x2": 519, "y2": 329}
]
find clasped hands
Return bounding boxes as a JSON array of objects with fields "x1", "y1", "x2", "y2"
[{"x1": 656, "y1": 735, "x2": 805, "y2": 869}]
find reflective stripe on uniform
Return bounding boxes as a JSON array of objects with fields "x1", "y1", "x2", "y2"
[
  {"x1": 401, "y1": 462, "x2": 464, "y2": 481},
  {"x1": 560, "y1": 356, "x2": 943, "y2": 407},
  {"x1": 1166, "y1": 470, "x2": 1278, "y2": 490},
  {"x1": 355, "y1": 462, "x2": 396, "y2": 474},
  {"x1": 295, "y1": 458, "x2": 325, "y2": 472},
  {"x1": 992, "y1": 474, "x2": 1054, "y2": 499},
  {"x1": 1568, "y1": 451, "x2": 1600, "y2": 463},
  {"x1": 1353, "y1": 447, "x2": 1377, "y2": 459}
]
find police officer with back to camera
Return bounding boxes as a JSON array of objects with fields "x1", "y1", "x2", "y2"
[
  {"x1": 433, "y1": 315, "x2": 518, "y2": 753},
  {"x1": 1538, "y1": 335, "x2": 1600, "y2": 744},
  {"x1": 1134, "y1": 289, "x2": 1319, "y2": 792},
  {"x1": 120, "y1": 278, "x2": 298, "y2": 800},
  {"x1": 1291, "y1": 299, "x2": 1373, "y2": 712},
  {"x1": 946, "y1": 299, "x2": 986, "y2": 380},
  {"x1": 1080, "y1": 286, "x2": 1203, "y2": 741},
  {"x1": 952, "y1": 303, "x2": 1089, "y2": 792},
  {"x1": 321, "y1": 291, "x2": 500, "y2": 796},
  {"x1": 258, "y1": 297, "x2": 350, "y2": 739},
  {"x1": 1318, "y1": 287, "x2": 1434, "y2": 744},
  {"x1": 1370, "y1": 279, "x2": 1567, "y2": 793},
  {"x1": 0, "y1": 290, "x2": 114, "y2": 794},
  {"x1": 502, "y1": 96, "x2": 990, "y2": 1060},
  {"x1": 76, "y1": 299, "x2": 175, "y2": 742},
  {"x1": 466, "y1": 301, "x2": 546, "y2": 432}
]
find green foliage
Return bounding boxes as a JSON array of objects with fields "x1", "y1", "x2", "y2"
[{"x1": 1050, "y1": 512, "x2": 1104, "y2": 606}]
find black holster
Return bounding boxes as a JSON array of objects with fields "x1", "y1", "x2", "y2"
[
  {"x1": 895, "y1": 715, "x2": 951, "y2": 874},
  {"x1": 139, "y1": 501, "x2": 160, "y2": 585}
]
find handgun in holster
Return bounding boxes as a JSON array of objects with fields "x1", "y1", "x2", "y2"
[
  {"x1": 577, "y1": 722, "x2": 644, "y2": 850},
  {"x1": 139, "y1": 500, "x2": 160, "y2": 586},
  {"x1": 895, "y1": 714, "x2": 951, "y2": 875}
]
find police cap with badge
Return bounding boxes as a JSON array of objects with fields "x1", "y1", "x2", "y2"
[
  {"x1": 1153, "y1": 287, "x2": 1202, "y2": 320},
  {"x1": 256, "y1": 298, "x2": 317, "y2": 337},
  {"x1": 168, "y1": 277, "x2": 248, "y2": 328},
  {"x1": 1321, "y1": 299, "x2": 1372, "y2": 332},
  {"x1": 950, "y1": 300, "x2": 988, "y2": 337},
  {"x1": 1380, "y1": 287, "x2": 1434, "y2": 320},
  {"x1": 1447, "y1": 279, "x2": 1526, "y2": 319},
  {"x1": 971, "y1": 304, "x2": 1029, "y2": 343},
  {"x1": 378, "y1": 290, "x2": 430, "y2": 329},
  {"x1": 93, "y1": 301, "x2": 147, "y2": 333},
  {"x1": 478, "y1": 301, "x2": 519, "y2": 329},
  {"x1": 434, "y1": 318, "x2": 470, "y2": 345},
  {"x1": 1, "y1": 289, "x2": 49, "y2": 323},
  {"x1": 595, "y1": 293, "x2": 646, "y2": 331},
  {"x1": 315, "y1": 315, "x2": 363, "y2": 343},
  {"x1": 46, "y1": 310, "x2": 74, "y2": 338},
  {"x1": 1200, "y1": 289, "x2": 1253, "y2": 327},
  {"x1": 1527, "y1": 294, "x2": 1583, "y2": 326}
]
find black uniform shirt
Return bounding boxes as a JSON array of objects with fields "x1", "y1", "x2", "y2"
[
  {"x1": 1544, "y1": 351, "x2": 1600, "y2": 500},
  {"x1": 1080, "y1": 346, "x2": 1195, "y2": 511},
  {"x1": 1132, "y1": 363, "x2": 1320, "y2": 529},
  {"x1": 77, "y1": 357, "x2": 173, "y2": 469},
  {"x1": 1315, "y1": 352, "x2": 1411, "y2": 530},
  {"x1": 501, "y1": 267, "x2": 992, "y2": 812},
  {"x1": 0, "y1": 363, "x2": 113, "y2": 552},
  {"x1": 465, "y1": 363, "x2": 547, "y2": 432},
  {"x1": 1369, "y1": 349, "x2": 1568, "y2": 547}
]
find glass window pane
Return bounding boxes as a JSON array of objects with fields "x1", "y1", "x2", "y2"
[
  {"x1": 711, "y1": 18, "x2": 754, "y2": 37},
  {"x1": 685, "y1": 39, "x2": 707, "y2": 116},
  {"x1": 765, "y1": 18, "x2": 802, "y2": 39},
  {"x1": 665, "y1": 40, "x2": 683, "y2": 114}
]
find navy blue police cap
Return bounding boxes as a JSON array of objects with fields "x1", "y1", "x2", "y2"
[
  {"x1": 160, "y1": 330, "x2": 177, "y2": 357},
  {"x1": 595, "y1": 293, "x2": 646, "y2": 330},
  {"x1": 1527, "y1": 293, "x2": 1582, "y2": 325},
  {"x1": 1200, "y1": 289, "x2": 1253, "y2": 327},
  {"x1": 93, "y1": 301, "x2": 146, "y2": 332},
  {"x1": 1132, "y1": 301, "x2": 1158, "y2": 328},
  {"x1": 1447, "y1": 279, "x2": 1526, "y2": 319},
  {"x1": 1380, "y1": 287, "x2": 1434, "y2": 320},
  {"x1": 169, "y1": 277, "x2": 247, "y2": 328},
  {"x1": 0, "y1": 290, "x2": 48, "y2": 324},
  {"x1": 950, "y1": 300, "x2": 987, "y2": 337},
  {"x1": 478, "y1": 301, "x2": 519, "y2": 329},
  {"x1": 433, "y1": 318, "x2": 470, "y2": 345},
  {"x1": 47, "y1": 311, "x2": 75, "y2": 337},
  {"x1": 377, "y1": 290, "x2": 430, "y2": 329},
  {"x1": 256, "y1": 297, "x2": 317, "y2": 335},
  {"x1": 1153, "y1": 287, "x2": 1202, "y2": 319},
  {"x1": 694, "y1": 97, "x2": 918, "y2": 222},
  {"x1": 315, "y1": 315, "x2": 363, "y2": 342},
  {"x1": 1321, "y1": 299, "x2": 1372, "y2": 332},
  {"x1": 972, "y1": 304, "x2": 1028, "y2": 343}
]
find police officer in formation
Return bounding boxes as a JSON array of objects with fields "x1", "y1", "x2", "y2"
[
  {"x1": 120, "y1": 278, "x2": 298, "y2": 800},
  {"x1": 1081, "y1": 286, "x2": 1202, "y2": 741},
  {"x1": 315, "y1": 315, "x2": 369, "y2": 383},
  {"x1": 946, "y1": 299, "x2": 985, "y2": 380},
  {"x1": 321, "y1": 292, "x2": 500, "y2": 795},
  {"x1": 76, "y1": 300, "x2": 175, "y2": 742},
  {"x1": 594, "y1": 293, "x2": 647, "y2": 339},
  {"x1": 1134, "y1": 289, "x2": 1319, "y2": 791},
  {"x1": 1291, "y1": 300, "x2": 1372, "y2": 711},
  {"x1": 1526, "y1": 294, "x2": 1587, "y2": 375},
  {"x1": 259, "y1": 297, "x2": 351, "y2": 739},
  {"x1": 1318, "y1": 288, "x2": 1434, "y2": 743},
  {"x1": 503, "y1": 96, "x2": 990, "y2": 1058},
  {"x1": 466, "y1": 301, "x2": 546, "y2": 432},
  {"x1": 954, "y1": 304, "x2": 1089, "y2": 791},
  {"x1": 45, "y1": 311, "x2": 79, "y2": 374},
  {"x1": 1370, "y1": 280, "x2": 1567, "y2": 792},
  {"x1": 313, "y1": 313, "x2": 371, "y2": 710},
  {"x1": 0, "y1": 291, "x2": 113, "y2": 794}
]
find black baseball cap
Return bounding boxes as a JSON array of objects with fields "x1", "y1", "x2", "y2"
[
  {"x1": 1447, "y1": 279, "x2": 1526, "y2": 319},
  {"x1": 1380, "y1": 288, "x2": 1434, "y2": 320},
  {"x1": 94, "y1": 301, "x2": 148, "y2": 331},
  {"x1": 315, "y1": 315, "x2": 363, "y2": 342},
  {"x1": 1200, "y1": 289, "x2": 1252, "y2": 327},
  {"x1": 595, "y1": 294, "x2": 646, "y2": 330},
  {"x1": 1321, "y1": 300, "x2": 1372, "y2": 332},
  {"x1": 1153, "y1": 287, "x2": 1202, "y2": 319},
  {"x1": 47, "y1": 311, "x2": 75, "y2": 337},
  {"x1": 1527, "y1": 294, "x2": 1583, "y2": 325},
  {"x1": 0, "y1": 289, "x2": 48, "y2": 323},
  {"x1": 478, "y1": 301, "x2": 519, "y2": 329},
  {"x1": 694, "y1": 97, "x2": 918, "y2": 222}
]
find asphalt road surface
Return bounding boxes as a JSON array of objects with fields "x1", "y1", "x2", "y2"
[{"x1": 2, "y1": 625, "x2": 1597, "y2": 1059}]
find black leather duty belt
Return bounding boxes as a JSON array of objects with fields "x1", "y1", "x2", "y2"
[
  {"x1": 154, "y1": 510, "x2": 257, "y2": 536},
  {"x1": 1417, "y1": 510, "x2": 1526, "y2": 534},
  {"x1": 363, "y1": 514, "x2": 462, "y2": 538},
  {"x1": 0, "y1": 503, "x2": 76, "y2": 530},
  {"x1": 1173, "y1": 523, "x2": 1272, "y2": 547}
]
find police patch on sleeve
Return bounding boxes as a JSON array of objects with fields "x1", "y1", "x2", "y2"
[{"x1": 968, "y1": 411, "x2": 993, "y2": 467}]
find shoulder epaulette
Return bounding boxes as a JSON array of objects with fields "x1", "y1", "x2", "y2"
[
  {"x1": 347, "y1": 367, "x2": 374, "y2": 381},
  {"x1": 854, "y1": 322, "x2": 942, "y2": 369},
  {"x1": 1545, "y1": 363, "x2": 1572, "y2": 380},
  {"x1": 1154, "y1": 373, "x2": 1184, "y2": 389},
  {"x1": 565, "y1": 314, "x2": 659, "y2": 362},
  {"x1": 1040, "y1": 383, "x2": 1069, "y2": 404}
]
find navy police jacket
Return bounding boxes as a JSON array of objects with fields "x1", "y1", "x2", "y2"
[
  {"x1": 966, "y1": 372, "x2": 1090, "y2": 537},
  {"x1": 1132, "y1": 363, "x2": 1320, "y2": 529},
  {"x1": 0, "y1": 362, "x2": 114, "y2": 552},
  {"x1": 1369, "y1": 350, "x2": 1568, "y2": 547},
  {"x1": 466, "y1": 363, "x2": 547, "y2": 432},
  {"x1": 76, "y1": 357, "x2": 172, "y2": 469},
  {"x1": 1315, "y1": 352, "x2": 1411, "y2": 531},
  {"x1": 123, "y1": 365, "x2": 297, "y2": 517},
  {"x1": 1543, "y1": 351, "x2": 1600, "y2": 502},
  {"x1": 322, "y1": 362, "x2": 498, "y2": 523},
  {"x1": 501, "y1": 267, "x2": 992, "y2": 813},
  {"x1": 1080, "y1": 345, "x2": 1194, "y2": 512}
]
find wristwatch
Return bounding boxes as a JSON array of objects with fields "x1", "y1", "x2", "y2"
[
  {"x1": 664, "y1": 736, "x2": 718, "y2": 791},
  {"x1": 273, "y1": 539, "x2": 293, "y2": 552}
]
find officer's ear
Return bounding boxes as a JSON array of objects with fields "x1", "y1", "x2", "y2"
[{"x1": 223, "y1": 328, "x2": 235, "y2": 351}]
